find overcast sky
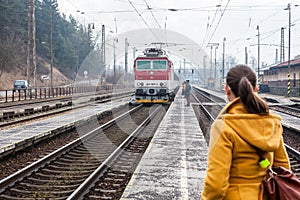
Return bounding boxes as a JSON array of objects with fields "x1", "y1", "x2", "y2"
[{"x1": 56, "y1": 0, "x2": 300, "y2": 67}]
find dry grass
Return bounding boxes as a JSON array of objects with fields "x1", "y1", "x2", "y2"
[{"x1": 0, "y1": 57, "x2": 72, "y2": 90}]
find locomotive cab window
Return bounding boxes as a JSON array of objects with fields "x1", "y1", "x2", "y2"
[
  {"x1": 136, "y1": 60, "x2": 151, "y2": 70},
  {"x1": 153, "y1": 60, "x2": 167, "y2": 70}
]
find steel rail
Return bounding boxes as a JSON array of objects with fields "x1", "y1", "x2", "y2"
[
  {"x1": 192, "y1": 92, "x2": 216, "y2": 122},
  {"x1": 67, "y1": 105, "x2": 164, "y2": 199},
  {"x1": 0, "y1": 104, "x2": 142, "y2": 193}
]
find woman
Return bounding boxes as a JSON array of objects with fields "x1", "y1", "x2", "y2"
[{"x1": 201, "y1": 64, "x2": 290, "y2": 200}]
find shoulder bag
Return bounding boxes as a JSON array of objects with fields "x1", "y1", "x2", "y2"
[{"x1": 254, "y1": 146, "x2": 300, "y2": 200}]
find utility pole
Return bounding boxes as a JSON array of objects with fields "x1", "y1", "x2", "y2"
[
  {"x1": 125, "y1": 38, "x2": 128, "y2": 74},
  {"x1": 207, "y1": 43, "x2": 219, "y2": 88},
  {"x1": 32, "y1": 0, "x2": 37, "y2": 89},
  {"x1": 113, "y1": 38, "x2": 117, "y2": 83},
  {"x1": 50, "y1": 0, "x2": 53, "y2": 95},
  {"x1": 203, "y1": 55, "x2": 207, "y2": 86},
  {"x1": 287, "y1": 3, "x2": 291, "y2": 97},
  {"x1": 214, "y1": 45, "x2": 218, "y2": 88},
  {"x1": 245, "y1": 47, "x2": 248, "y2": 64},
  {"x1": 222, "y1": 37, "x2": 226, "y2": 88},
  {"x1": 27, "y1": 0, "x2": 31, "y2": 85},
  {"x1": 280, "y1": 27, "x2": 285, "y2": 63},
  {"x1": 256, "y1": 25, "x2": 260, "y2": 86},
  {"x1": 124, "y1": 38, "x2": 129, "y2": 87},
  {"x1": 183, "y1": 58, "x2": 186, "y2": 75},
  {"x1": 113, "y1": 39, "x2": 116, "y2": 83},
  {"x1": 101, "y1": 25, "x2": 106, "y2": 81}
]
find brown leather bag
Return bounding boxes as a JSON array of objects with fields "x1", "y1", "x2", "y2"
[
  {"x1": 238, "y1": 135, "x2": 300, "y2": 199},
  {"x1": 263, "y1": 166, "x2": 300, "y2": 200}
]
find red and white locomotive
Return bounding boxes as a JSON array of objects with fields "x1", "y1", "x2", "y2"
[{"x1": 133, "y1": 48, "x2": 178, "y2": 103}]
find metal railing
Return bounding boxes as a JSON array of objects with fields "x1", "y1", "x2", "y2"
[{"x1": 0, "y1": 84, "x2": 132, "y2": 103}]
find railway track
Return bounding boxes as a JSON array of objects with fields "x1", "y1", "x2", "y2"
[
  {"x1": 0, "y1": 104, "x2": 168, "y2": 199},
  {"x1": 70, "y1": 104, "x2": 166, "y2": 199},
  {"x1": 0, "y1": 104, "x2": 133, "y2": 179},
  {"x1": 0, "y1": 90, "x2": 133, "y2": 128},
  {"x1": 270, "y1": 104, "x2": 300, "y2": 118}
]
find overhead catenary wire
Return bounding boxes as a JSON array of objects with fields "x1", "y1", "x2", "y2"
[
  {"x1": 201, "y1": 0, "x2": 230, "y2": 51},
  {"x1": 201, "y1": 1, "x2": 223, "y2": 46},
  {"x1": 114, "y1": 0, "x2": 118, "y2": 34},
  {"x1": 127, "y1": 0, "x2": 161, "y2": 42},
  {"x1": 143, "y1": 0, "x2": 161, "y2": 29},
  {"x1": 207, "y1": 0, "x2": 231, "y2": 43}
]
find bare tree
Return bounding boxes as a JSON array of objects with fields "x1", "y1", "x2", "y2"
[{"x1": 0, "y1": 33, "x2": 25, "y2": 78}]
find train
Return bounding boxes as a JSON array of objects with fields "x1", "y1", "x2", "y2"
[{"x1": 132, "y1": 48, "x2": 179, "y2": 104}]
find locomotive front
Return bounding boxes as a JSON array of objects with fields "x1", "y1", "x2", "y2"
[{"x1": 133, "y1": 48, "x2": 177, "y2": 104}]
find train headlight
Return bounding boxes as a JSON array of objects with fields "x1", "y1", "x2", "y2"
[
  {"x1": 160, "y1": 82, "x2": 167, "y2": 87},
  {"x1": 137, "y1": 82, "x2": 144, "y2": 87}
]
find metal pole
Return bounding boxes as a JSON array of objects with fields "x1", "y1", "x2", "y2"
[
  {"x1": 207, "y1": 43, "x2": 219, "y2": 88},
  {"x1": 222, "y1": 37, "x2": 226, "y2": 86},
  {"x1": 125, "y1": 38, "x2": 128, "y2": 74},
  {"x1": 102, "y1": 25, "x2": 106, "y2": 81},
  {"x1": 257, "y1": 25, "x2": 260, "y2": 86},
  {"x1": 113, "y1": 39, "x2": 116, "y2": 83},
  {"x1": 27, "y1": 0, "x2": 31, "y2": 85},
  {"x1": 203, "y1": 55, "x2": 206, "y2": 86},
  {"x1": 32, "y1": 0, "x2": 37, "y2": 89},
  {"x1": 287, "y1": 3, "x2": 291, "y2": 97},
  {"x1": 214, "y1": 46, "x2": 218, "y2": 88},
  {"x1": 183, "y1": 58, "x2": 186, "y2": 75},
  {"x1": 210, "y1": 46, "x2": 213, "y2": 83},
  {"x1": 50, "y1": 0, "x2": 53, "y2": 94},
  {"x1": 245, "y1": 47, "x2": 248, "y2": 64}
]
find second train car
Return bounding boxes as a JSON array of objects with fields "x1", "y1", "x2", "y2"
[{"x1": 133, "y1": 48, "x2": 179, "y2": 104}]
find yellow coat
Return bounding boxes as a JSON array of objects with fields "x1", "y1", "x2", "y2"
[{"x1": 201, "y1": 97, "x2": 290, "y2": 200}]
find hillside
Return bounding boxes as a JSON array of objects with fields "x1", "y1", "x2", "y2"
[
  {"x1": 0, "y1": 0, "x2": 94, "y2": 91},
  {"x1": 0, "y1": 57, "x2": 72, "y2": 90}
]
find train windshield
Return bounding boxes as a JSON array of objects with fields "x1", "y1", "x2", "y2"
[
  {"x1": 136, "y1": 60, "x2": 151, "y2": 70},
  {"x1": 153, "y1": 60, "x2": 167, "y2": 70}
]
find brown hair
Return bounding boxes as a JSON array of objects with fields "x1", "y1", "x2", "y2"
[{"x1": 226, "y1": 64, "x2": 269, "y2": 114}]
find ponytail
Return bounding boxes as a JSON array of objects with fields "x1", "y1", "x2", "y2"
[
  {"x1": 227, "y1": 64, "x2": 269, "y2": 114},
  {"x1": 238, "y1": 77, "x2": 269, "y2": 114}
]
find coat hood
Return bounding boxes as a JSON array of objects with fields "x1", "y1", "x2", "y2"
[{"x1": 217, "y1": 98, "x2": 282, "y2": 152}]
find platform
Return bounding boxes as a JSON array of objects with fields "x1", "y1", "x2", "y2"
[
  {"x1": 121, "y1": 94, "x2": 208, "y2": 199},
  {"x1": 0, "y1": 100, "x2": 128, "y2": 157}
]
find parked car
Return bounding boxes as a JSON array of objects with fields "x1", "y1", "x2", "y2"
[
  {"x1": 13, "y1": 80, "x2": 29, "y2": 90},
  {"x1": 13, "y1": 80, "x2": 35, "y2": 95}
]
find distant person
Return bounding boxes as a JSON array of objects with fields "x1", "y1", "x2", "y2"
[
  {"x1": 184, "y1": 80, "x2": 191, "y2": 106},
  {"x1": 201, "y1": 64, "x2": 290, "y2": 200},
  {"x1": 182, "y1": 81, "x2": 186, "y2": 96}
]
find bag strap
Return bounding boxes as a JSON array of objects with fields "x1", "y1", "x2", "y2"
[{"x1": 239, "y1": 136, "x2": 271, "y2": 169}]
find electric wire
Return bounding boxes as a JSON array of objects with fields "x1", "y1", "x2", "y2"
[
  {"x1": 143, "y1": 0, "x2": 161, "y2": 29},
  {"x1": 201, "y1": 1, "x2": 223, "y2": 45},
  {"x1": 127, "y1": 0, "x2": 161, "y2": 42},
  {"x1": 207, "y1": 0, "x2": 231, "y2": 43}
]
